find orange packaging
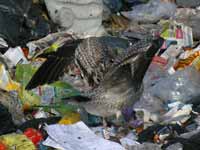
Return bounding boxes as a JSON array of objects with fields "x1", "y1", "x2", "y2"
[{"x1": 174, "y1": 50, "x2": 200, "y2": 70}]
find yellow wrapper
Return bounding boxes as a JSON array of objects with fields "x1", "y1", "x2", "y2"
[
  {"x1": 0, "y1": 134, "x2": 35, "y2": 150},
  {"x1": 59, "y1": 112, "x2": 81, "y2": 125}
]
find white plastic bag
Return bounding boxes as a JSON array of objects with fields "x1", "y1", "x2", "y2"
[{"x1": 122, "y1": 0, "x2": 176, "y2": 23}]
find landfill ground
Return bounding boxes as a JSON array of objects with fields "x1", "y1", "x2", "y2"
[{"x1": 0, "y1": 0, "x2": 200, "y2": 150}]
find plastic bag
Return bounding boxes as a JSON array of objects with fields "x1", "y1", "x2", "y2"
[
  {"x1": 142, "y1": 56, "x2": 168, "y2": 89},
  {"x1": 0, "y1": 0, "x2": 52, "y2": 47},
  {"x1": 134, "y1": 66, "x2": 200, "y2": 123},
  {"x1": 151, "y1": 66, "x2": 200, "y2": 103},
  {"x1": 122, "y1": 0, "x2": 176, "y2": 23},
  {"x1": 0, "y1": 104, "x2": 16, "y2": 136}
]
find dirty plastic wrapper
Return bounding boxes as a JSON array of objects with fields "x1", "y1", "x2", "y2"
[
  {"x1": 0, "y1": 64, "x2": 20, "y2": 91},
  {"x1": 43, "y1": 121, "x2": 125, "y2": 150}
]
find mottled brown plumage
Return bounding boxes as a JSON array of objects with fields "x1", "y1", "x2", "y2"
[
  {"x1": 26, "y1": 36, "x2": 164, "y2": 118},
  {"x1": 72, "y1": 36, "x2": 164, "y2": 117}
]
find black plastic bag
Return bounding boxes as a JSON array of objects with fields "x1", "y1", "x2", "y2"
[
  {"x1": 0, "y1": 103, "x2": 16, "y2": 135},
  {"x1": 0, "y1": 0, "x2": 53, "y2": 47}
]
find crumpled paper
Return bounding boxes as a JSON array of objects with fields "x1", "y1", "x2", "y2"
[{"x1": 43, "y1": 121, "x2": 125, "y2": 150}]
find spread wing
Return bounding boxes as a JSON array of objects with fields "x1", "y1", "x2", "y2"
[{"x1": 25, "y1": 40, "x2": 81, "y2": 90}]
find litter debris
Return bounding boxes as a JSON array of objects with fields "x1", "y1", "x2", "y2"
[
  {"x1": 121, "y1": 0, "x2": 176, "y2": 24},
  {"x1": 44, "y1": 0, "x2": 106, "y2": 38},
  {"x1": 159, "y1": 20, "x2": 193, "y2": 47},
  {"x1": 0, "y1": 0, "x2": 53, "y2": 47},
  {"x1": 0, "y1": 104, "x2": 16, "y2": 136},
  {"x1": 3, "y1": 47, "x2": 28, "y2": 67},
  {"x1": 43, "y1": 121, "x2": 125, "y2": 150},
  {"x1": 175, "y1": 8, "x2": 200, "y2": 40},
  {"x1": 0, "y1": 133, "x2": 36, "y2": 150}
]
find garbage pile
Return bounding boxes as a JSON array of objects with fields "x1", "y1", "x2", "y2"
[{"x1": 0, "y1": 0, "x2": 200, "y2": 150}]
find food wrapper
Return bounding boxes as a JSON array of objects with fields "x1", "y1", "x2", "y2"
[
  {"x1": 0, "y1": 64, "x2": 20, "y2": 91},
  {"x1": 0, "y1": 134, "x2": 36, "y2": 150}
]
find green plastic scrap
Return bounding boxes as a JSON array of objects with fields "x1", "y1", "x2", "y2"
[
  {"x1": 50, "y1": 81, "x2": 82, "y2": 99},
  {"x1": 15, "y1": 64, "x2": 38, "y2": 87}
]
